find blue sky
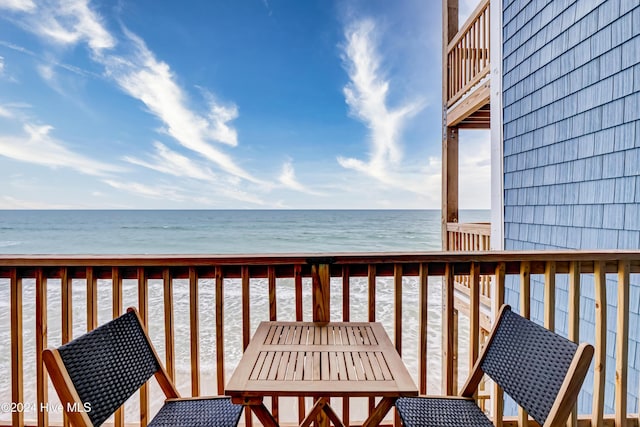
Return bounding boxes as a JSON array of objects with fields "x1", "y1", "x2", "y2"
[{"x1": 0, "y1": 0, "x2": 489, "y2": 209}]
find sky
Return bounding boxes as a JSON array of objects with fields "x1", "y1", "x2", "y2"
[{"x1": 0, "y1": 0, "x2": 489, "y2": 209}]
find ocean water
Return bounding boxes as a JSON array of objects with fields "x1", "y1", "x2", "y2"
[
  {"x1": 0, "y1": 209, "x2": 489, "y2": 424},
  {"x1": 0, "y1": 209, "x2": 489, "y2": 253}
]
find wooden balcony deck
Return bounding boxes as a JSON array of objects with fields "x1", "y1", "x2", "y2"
[
  {"x1": 444, "y1": 0, "x2": 491, "y2": 129},
  {"x1": 1, "y1": 251, "x2": 639, "y2": 426}
]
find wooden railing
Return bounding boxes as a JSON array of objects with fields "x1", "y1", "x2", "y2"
[
  {"x1": 446, "y1": 222, "x2": 492, "y2": 308},
  {"x1": 446, "y1": 222, "x2": 490, "y2": 252},
  {"x1": 1, "y1": 251, "x2": 639, "y2": 427},
  {"x1": 446, "y1": 0, "x2": 490, "y2": 106}
]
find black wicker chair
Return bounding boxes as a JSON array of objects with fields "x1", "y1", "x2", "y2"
[
  {"x1": 43, "y1": 307, "x2": 243, "y2": 427},
  {"x1": 395, "y1": 305, "x2": 594, "y2": 427}
]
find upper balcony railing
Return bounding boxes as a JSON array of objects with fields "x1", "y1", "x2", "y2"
[
  {"x1": 1, "y1": 251, "x2": 638, "y2": 427},
  {"x1": 446, "y1": 0, "x2": 490, "y2": 107}
]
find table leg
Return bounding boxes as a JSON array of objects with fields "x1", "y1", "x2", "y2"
[
  {"x1": 300, "y1": 398, "x2": 326, "y2": 427},
  {"x1": 361, "y1": 397, "x2": 396, "y2": 427},
  {"x1": 300, "y1": 398, "x2": 347, "y2": 427},
  {"x1": 232, "y1": 397, "x2": 279, "y2": 427}
]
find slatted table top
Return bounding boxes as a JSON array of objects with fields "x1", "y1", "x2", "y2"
[{"x1": 226, "y1": 322, "x2": 418, "y2": 398}]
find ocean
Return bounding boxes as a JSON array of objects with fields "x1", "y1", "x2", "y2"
[
  {"x1": 0, "y1": 209, "x2": 489, "y2": 424},
  {"x1": 0, "y1": 209, "x2": 489, "y2": 254}
]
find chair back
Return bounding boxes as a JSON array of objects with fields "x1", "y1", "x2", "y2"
[
  {"x1": 52, "y1": 310, "x2": 160, "y2": 426},
  {"x1": 480, "y1": 306, "x2": 592, "y2": 427}
]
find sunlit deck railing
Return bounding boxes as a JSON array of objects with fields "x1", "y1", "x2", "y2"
[
  {"x1": 1, "y1": 251, "x2": 640, "y2": 427},
  {"x1": 446, "y1": 0, "x2": 490, "y2": 106},
  {"x1": 446, "y1": 222, "x2": 492, "y2": 318}
]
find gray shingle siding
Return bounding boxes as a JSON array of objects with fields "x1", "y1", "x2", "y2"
[{"x1": 502, "y1": 0, "x2": 640, "y2": 416}]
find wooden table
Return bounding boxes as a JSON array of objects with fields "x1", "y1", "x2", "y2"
[{"x1": 225, "y1": 321, "x2": 418, "y2": 427}]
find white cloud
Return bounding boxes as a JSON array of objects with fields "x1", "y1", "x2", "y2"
[
  {"x1": 338, "y1": 18, "x2": 424, "y2": 185},
  {"x1": 0, "y1": 56, "x2": 4, "y2": 74},
  {"x1": 124, "y1": 142, "x2": 268, "y2": 205},
  {"x1": 124, "y1": 141, "x2": 219, "y2": 182},
  {"x1": 21, "y1": 0, "x2": 115, "y2": 53},
  {"x1": 458, "y1": 130, "x2": 491, "y2": 209},
  {"x1": 278, "y1": 159, "x2": 325, "y2": 196},
  {"x1": 103, "y1": 177, "x2": 266, "y2": 206},
  {"x1": 0, "y1": 105, "x2": 13, "y2": 118},
  {"x1": 0, "y1": 0, "x2": 35, "y2": 12},
  {"x1": 103, "y1": 179, "x2": 186, "y2": 201},
  {"x1": 0, "y1": 195, "x2": 72, "y2": 209},
  {"x1": 2, "y1": 0, "x2": 272, "y2": 205},
  {"x1": 37, "y1": 63, "x2": 55, "y2": 81},
  {"x1": 0, "y1": 123, "x2": 120, "y2": 176},
  {"x1": 100, "y1": 29, "x2": 262, "y2": 185}
]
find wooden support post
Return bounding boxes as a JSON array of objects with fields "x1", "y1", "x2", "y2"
[
  {"x1": 241, "y1": 266, "x2": 253, "y2": 427},
  {"x1": 443, "y1": 263, "x2": 455, "y2": 395},
  {"x1": 616, "y1": 261, "x2": 630, "y2": 427},
  {"x1": 112, "y1": 267, "x2": 124, "y2": 427},
  {"x1": 493, "y1": 263, "x2": 505, "y2": 427},
  {"x1": 35, "y1": 268, "x2": 48, "y2": 427},
  {"x1": 86, "y1": 267, "x2": 97, "y2": 332},
  {"x1": 567, "y1": 262, "x2": 580, "y2": 427},
  {"x1": 311, "y1": 262, "x2": 331, "y2": 427},
  {"x1": 10, "y1": 269, "x2": 23, "y2": 427},
  {"x1": 138, "y1": 267, "x2": 149, "y2": 427},
  {"x1": 341, "y1": 266, "x2": 350, "y2": 427},
  {"x1": 189, "y1": 267, "x2": 200, "y2": 397},
  {"x1": 441, "y1": 0, "x2": 459, "y2": 250},
  {"x1": 163, "y1": 268, "x2": 175, "y2": 382},
  {"x1": 216, "y1": 266, "x2": 225, "y2": 396},
  {"x1": 419, "y1": 263, "x2": 429, "y2": 394},
  {"x1": 592, "y1": 261, "x2": 606, "y2": 427},
  {"x1": 469, "y1": 262, "x2": 480, "y2": 381},
  {"x1": 312, "y1": 263, "x2": 330, "y2": 323}
]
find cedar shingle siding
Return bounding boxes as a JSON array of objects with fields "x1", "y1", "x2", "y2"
[{"x1": 502, "y1": 0, "x2": 640, "y2": 414}]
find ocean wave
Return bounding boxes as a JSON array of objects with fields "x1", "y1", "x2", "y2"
[
  {"x1": 119, "y1": 225, "x2": 197, "y2": 231},
  {"x1": 0, "y1": 241, "x2": 20, "y2": 247}
]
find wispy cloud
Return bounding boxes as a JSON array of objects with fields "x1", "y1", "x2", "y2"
[
  {"x1": 0, "y1": 105, "x2": 12, "y2": 118},
  {"x1": 0, "y1": 0, "x2": 35, "y2": 12},
  {"x1": 338, "y1": 18, "x2": 424, "y2": 186},
  {"x1": 99, "y1": 29, "x2": 261, "y2": 183},
  {"x1": 124, "y1": 141, "x2": 219, "y2": 182},
  {"x1": 6, "y1": 0, "x2": 115, "y2": 53},
  {"x1": 103, "y1": 177, "x2": 266, "y2": 206},
  {"x1": 1, "y1": 0, "x2": 270, "y2": 205},
  {"x1": 0, "y1": 123, "x2": 121, "y2": 176},
  {"x1": 0, "y1": 195, "x2": 73, "y2": 209},
  {"x1": 103, "y1": 179, "x2": 186, "y2": 201},
  {"x1": 124, "y1": 142, "x2": 268, "y2": 205},
  {"x1": 278, "y1": 159, "x2": 325, "y2": 196}
]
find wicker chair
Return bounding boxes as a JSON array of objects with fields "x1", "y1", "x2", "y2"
[
  {"x1": 396, "y1": 305, "x2": 594, "y2": 427},
  {"x1": 43, "y1": 307, "x2": 243, "y2": 427}
]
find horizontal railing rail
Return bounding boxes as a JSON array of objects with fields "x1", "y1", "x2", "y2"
[
  {"x1": 446, "y1": 0, "x2": 490, "y2": 107},
  {"x1": 1, "y1": 251, "x2": 639, "y2": 427}
]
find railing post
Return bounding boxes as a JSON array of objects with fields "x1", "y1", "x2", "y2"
[
  {"x1": 10, "y1": 268, "x2": 23, "y2": 427},
  {"x1": 443, "y1": 263, "x2": 455, "y2": 395},
  {"x1": 616, "y1": 261, "x2": 630, "y2": 427},
  {"x1": 35, "y1": 268, "x2": 48, "y2": 427},
  {"x1": 310, "y1": 260, "x2": 332, "y2": 427},
  {"x1": 311, "y1": 261, "x2": 331, "y2": 323},
  {"x1": 592, "y1": 261, "x2": 606, "y2": 427},
  {"x1": 442, "y1": 0, "x2": 459, "y2": 250}
]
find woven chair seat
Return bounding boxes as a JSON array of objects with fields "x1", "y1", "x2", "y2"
[
  {"x1": 148, "y1": 397, "x2": 243, "y2": 427},
  {"x1": 396, "y1": 397, "x2": 493, "y2": 427}
]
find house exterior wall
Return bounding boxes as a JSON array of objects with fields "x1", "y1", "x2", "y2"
[{"x1": 501, "y1": 0, "x2": 640, "y2": 414}]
